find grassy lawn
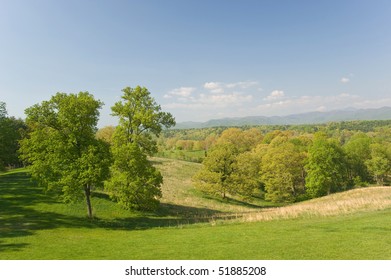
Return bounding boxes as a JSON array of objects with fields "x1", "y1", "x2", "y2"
[{"x1": 1, "y1": 161, "x2": 391, "y2": 260}]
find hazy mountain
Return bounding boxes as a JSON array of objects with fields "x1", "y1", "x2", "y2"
[{"x1": 174, "y1": 107, "x2": 391, "y2": 129}]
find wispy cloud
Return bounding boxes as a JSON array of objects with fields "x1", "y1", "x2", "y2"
[
  {"x1": 264, "y1": 90, "x2": 285, "y2": 101},
  {"x1": 203, "y1": 82, "x2": 224, "y2": 94},
  {"x1": 162, "y1": 80, "x2": 391, "y2": 122},
  {"x1": 256, "y1": 93, "x2": 362, "y2": 115},
  {"x1": 341, "y1": 77, "x2": 350, "y2": 83},
  {"x1": 226, "y1": 81, "x2": 259, "y2": 89},
  {"x1": 164, "y1": 87, "x2": 195, "y2": 98},
  {"x1": 163, "y1": 81, "x2": 257, "y2": 116}
]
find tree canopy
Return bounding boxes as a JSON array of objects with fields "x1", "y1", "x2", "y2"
[
  {"x1": 0, "y1": 101, "x2": 26, "y2": 170},
  {"x1": 105, "y1": 86, "x2": 175, "y2": 211},
  {"x1": 19, "y1": 92, "x2": 111, "y2": 218},
  {"x1": 111, "y1": 86, "x2": 175, "y2": 154}
]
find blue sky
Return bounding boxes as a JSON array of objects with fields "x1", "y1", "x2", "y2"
[{"x1": 1, "y1": 0, "x2": 391, "y2": 126}]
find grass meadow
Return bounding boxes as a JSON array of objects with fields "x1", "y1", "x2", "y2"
[{"x1": 1, "y1": 158, "x2": 391, "y2": 259}]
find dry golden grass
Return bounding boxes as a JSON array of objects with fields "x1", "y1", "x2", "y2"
[
  {"x1": 153, "y1": 157, "x2": 391, "y2": 224},
  {"x1": 241, "y1": 186, "x2": 391, "y2": 222}
]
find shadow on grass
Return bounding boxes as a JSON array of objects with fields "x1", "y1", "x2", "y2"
[
  {"x1": 200, "y1": 192, "x2": 281, "y2": 209},
  {"x1": 0, "y1": 241, "x2": 29, "y2": 252},
  {"x1": 0, "y1": 170, "x2": 234, "y2": 253}
]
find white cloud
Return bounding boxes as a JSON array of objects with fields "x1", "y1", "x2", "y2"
[
  {"x1": 163, "y1": 81, "x2": 257, "y2": 114},
  {"x1": 163, "y1": 82, "x2": 391, "y2": 122},
  {"x1": 164, "y1": 87, "x2": 195, "y2": 98},
  {"x1": 163, "y1": 80, "x2": 391, "y2": 122},
  {"x1": 264, "y1": 90, "x2": 285, "y2": 101},
  {"x1": 255, "y1": 92, "x2": 364, "y2": 116},
  {"x1": 203, "y1": 82, "x2": 221, "y2": 90},
  {"x1": 203, "y1": 82, "x2": 224, "y2": 94},
  {"x1": 164, "y1": 92, "x2": 253, "y2": 109},
  {"x1": 226, "y1": 81, "x2": 259, "y2": 89},
  {"x1": 206, "y1": 93, "x2": 253, "y2": 104},
  {"x1": 341, "y1": 77, "x2": 350, "y2": 83}
]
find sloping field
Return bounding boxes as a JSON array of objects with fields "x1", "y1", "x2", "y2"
[
  {"x1": 1, "y1": 160, "x2": 391, "y2": 259},
  {"x1": 241, "y1": 186, "x2": 391, "y2": 222}
]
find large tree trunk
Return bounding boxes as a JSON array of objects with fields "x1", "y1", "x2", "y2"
[{"x1": 84, "y1": 185, "x2": 93, "y2": 218}]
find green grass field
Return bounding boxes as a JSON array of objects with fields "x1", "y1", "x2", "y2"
[{"x1": 1, "y1": 159, "x2": 391, "y2": 260}]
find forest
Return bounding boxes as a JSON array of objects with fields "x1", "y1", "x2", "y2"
[{"x1": 153, "y1": 122, "x2": 391, "y2": 203}]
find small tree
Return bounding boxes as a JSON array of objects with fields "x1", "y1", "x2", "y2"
[
  {"x1": 105, "y1": 86, "x2": 175, "y2": 211},
  {"x1": 19, "y1": 92, "x2": 110, "y2": 218}
]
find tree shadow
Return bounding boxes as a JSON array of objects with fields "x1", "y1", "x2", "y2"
[
  {"x1": 91, "y1": 191, "x2": 111, "y2": 201},
  {"x1": 0, "y1": 170, "x2": 235, "y2": 254},
  {"x1": 0, "y1": 241, "x2": 29, "y2": 252},
  {"x1": 200, "y1": 193, "x2": 278, "y2": 209}
]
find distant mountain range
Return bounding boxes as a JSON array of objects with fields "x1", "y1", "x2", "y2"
[{"x1": 174, "y1": 107, "x2": 391, "y2": 129}]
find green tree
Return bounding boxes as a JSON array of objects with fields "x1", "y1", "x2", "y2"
[
  {"x1": 365, "y1": 143, "x2": 391, "y2": 185},
  {"x1": 231, "y1": 150, "x2": 264, "y2": 198},
  {"x1": 105, "y1": 142, "x2": 163, "y2": 210},
  {"x1": 96, "y1": 125, "x2": 116, "y2": 144},
  {"x1": 111, "y1": 86, "x2": 175, "y2": 154},
  {"x1": 193, "y1": 143, "x2": 238, "y2": 199},
  {"x1": 305, "y1": 134, "x2": 350, "y2": 198},
  {"x1": 19, "y1": 92, "x2": 111, "y2": 218},
  {"x1": 216, "y1": 127, "x2": 262, "y2": 152},
  {"x1": 261, "y1": 140, "x2": 307, "y2": 202},
  {"x1": 0, "y1": 102, "x2": 26, "y2": 170},
  {"x1": 343, "y1": 132, "x2": 372, "y2": 185},
  {"x1": 105, "y1": 86, "x2": 175, "y2": 211}
]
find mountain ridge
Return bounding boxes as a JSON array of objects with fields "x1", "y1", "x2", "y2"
[{"x1": 174, "y1": 106, "x2": 391, "y2": 129}]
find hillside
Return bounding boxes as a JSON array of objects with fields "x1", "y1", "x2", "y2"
[
  {"x1": 1, "y1": 160, "x2": 391, "y2": 259},
  {"x1": 175, "y1": 106, "x2": 391, "y2": 129}
]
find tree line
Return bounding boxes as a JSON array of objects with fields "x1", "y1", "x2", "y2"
[
  {"x1": 192, "y1": 127, "x2": 391, "y2": 203},
  {"x1": 0, "y1": 101, "x2": 26, "y2": 171},
  {"x1": 2, "y1": 86, "x2": 175, "y2": 218}
]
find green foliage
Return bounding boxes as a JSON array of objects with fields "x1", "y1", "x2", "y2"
[
  {"x1": 111, "y1": 86, "x2": 175, "y2": 155},
  {"x1": 105, "y1": 86, "x2": 173, "y2": 211},
  {"x1": 193, "y1": 143, "x2": 238, "y2": 198},
  {"x1": 105, "y1": 143, "x2": 162, "y2": 211},
  {"x1": 261, "y1": 139, "x2": 307, "y2": 202},
  {"x1": 0, "y1": 102, "x2": 26, "y2": 170},
  {"x1": 18, "y1": 92, "x2": 110, "y2": 218},
  {"x1": 216, "y1": 127, "x2": 262, "y2": 152},
  {"x1": 305, "y1": 133, "x2": 351, "y2": 198},
  {"x1": 343, "y1": 132, "x2": 372, "y2": 184},
  {"x1": 365, "y1": 143, "x2": 391, "y2": 185},
  {"x1": 96, "y1": 125, "x2": 115, "y2": 144},
  {"x1": 231, "y1": 150, "x2": 264, "y2": 198}
]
